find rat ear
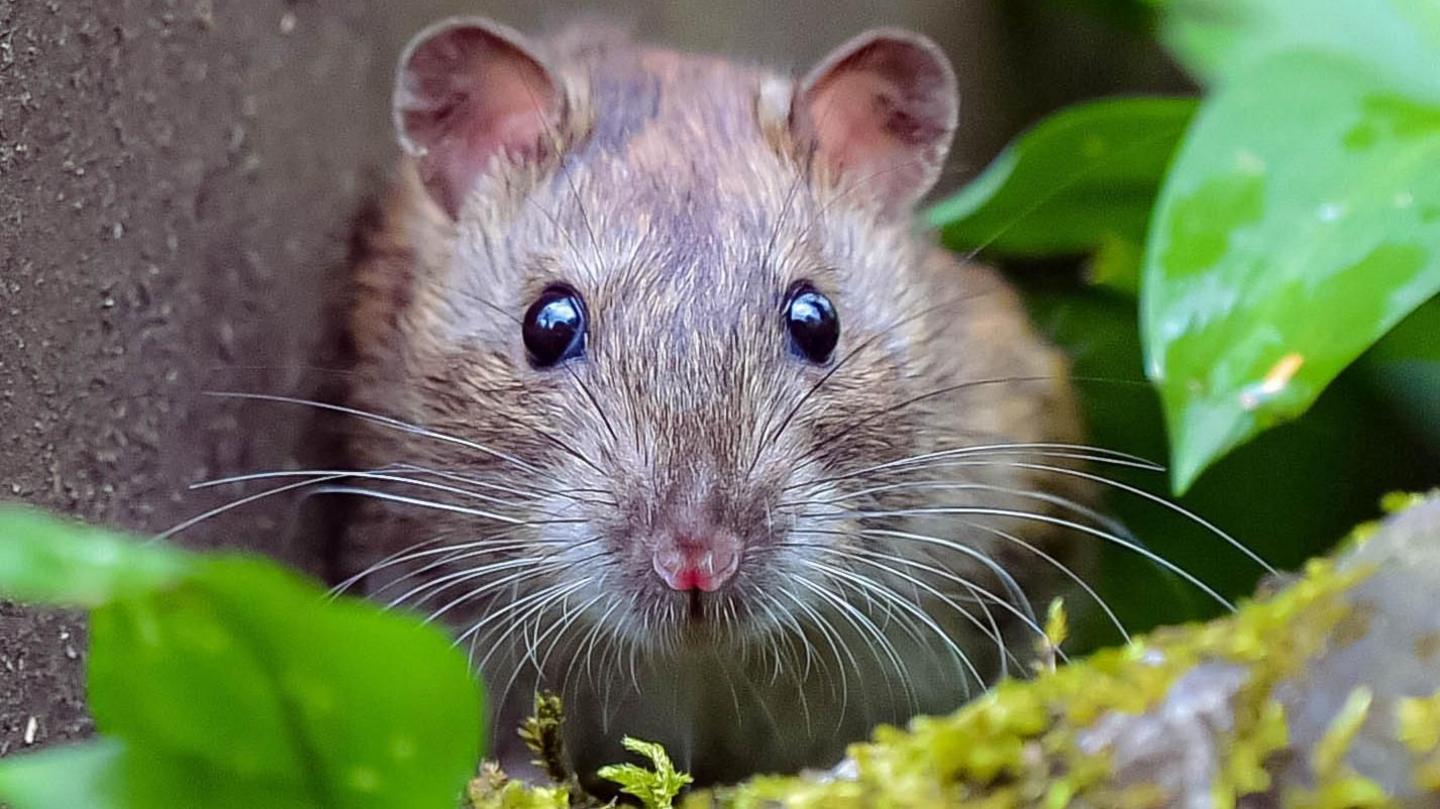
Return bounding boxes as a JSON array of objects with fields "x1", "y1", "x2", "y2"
[
  {"x1": 792, "y1": 29, "x2": 958, "y2": 212},
  {"x1": 394, "y1": 17, "x2": 562, "y2": 218}
]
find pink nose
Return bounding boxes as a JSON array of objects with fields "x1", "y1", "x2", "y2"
[{"x1": 652, "y1": 535, "x2": 742, "y2": 592}]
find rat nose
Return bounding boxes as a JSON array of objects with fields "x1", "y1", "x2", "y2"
[{"x1": 652, "y1": 532, "x2": 742, "y2": 592}]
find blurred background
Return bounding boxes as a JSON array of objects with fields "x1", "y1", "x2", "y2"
[{"x1": 6, "y1": 0, "x2": 1426, "y2": 758}]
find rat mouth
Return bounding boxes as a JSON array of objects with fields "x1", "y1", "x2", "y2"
[
  {"x1": 685, "y1": 589, "x2": 705, "y2": 623},
  {"x1": 651, "y1": 543, "x2": 744, "y2": 636},
  {"x1": 660, "y1": 588, "x2": 721, "y2": 629},
  {"x1": 651, "y1": 587, "x2": 746, "y2": 648}
]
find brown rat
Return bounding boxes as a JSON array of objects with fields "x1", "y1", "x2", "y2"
[{"x1": 342, "y1": 17, "x2": 1090, "y2": 786}]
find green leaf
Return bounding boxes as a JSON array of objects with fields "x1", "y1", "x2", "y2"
[
  {"x1": 0, "y1": 740, "x2": 126, "y2": 809},
  {"x1": 0, "y1": 511, "x2": 485, "y2": 809},
  {"x1": 1048, "y1": 0, "x2": 1161, "y2": 32},
  {"x1": 1358, "y1": 297, "x2": 1440, "y2": 453},
  {"x1": 86, "y1": 556, "x2": 483, "y2": 809},
  {"x1": 1161, "y1": 0, "x2": 1440, "y2": 100},
  {"x1": 1071, "y1": 0, "x2": 1157, "y2": 30},
  {"x1": 0, "y1": 739, "x2": 315, "y2": 809},
  {"x1": 0, "y1": 506, "x2": 190, "y2": 606},
  {"x1": 597, "y1": 737, "x2": 693, "y2": 809},
  {"x1": 1085, "y1": 233, "x2": 1145, "y2": 295},
  {"x1": 927, "y1": 97, "x2": 1196, "y2": 257},
  {"x1": 1140, "y1": 51, "x2": 1440, "y2": 492}
]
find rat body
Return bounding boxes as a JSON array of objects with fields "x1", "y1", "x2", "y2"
[{"x1": 345, "y1": 18, "x2": 1087, "y2": 785}]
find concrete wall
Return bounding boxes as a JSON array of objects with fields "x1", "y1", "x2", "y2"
[{"x1": 0, "y1": 0, "x2": 1176, "y2": 755}]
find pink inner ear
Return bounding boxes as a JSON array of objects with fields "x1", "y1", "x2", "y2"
[
  {"x1": 798, "y1": 35, "x2": 955, "y2": 208},
  {"x1": 807, "y1": 69, "x2": 917, "y2": 175},
  {"x1": 398, "y1": 25, "x2": 558, "y2": 216}
]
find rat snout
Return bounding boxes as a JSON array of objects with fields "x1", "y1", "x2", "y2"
[{"x1": 652, "y1": 532, "x2": 742, "y2": 592}]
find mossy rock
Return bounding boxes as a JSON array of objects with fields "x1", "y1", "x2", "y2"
[{"x1": 473, "y1": 496, "x2": 1440, "y2": 808}]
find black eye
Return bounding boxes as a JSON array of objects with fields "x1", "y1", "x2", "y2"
[
  {"x1": 783, "y1": 281, "x2": 839, "y2": 364},
  {"x1": 522, "y1": 284, "x2": 587, "y2": 368}
]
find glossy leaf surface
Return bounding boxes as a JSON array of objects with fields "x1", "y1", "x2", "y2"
[
  {"x1": 1161, "y1": 0, "x2": 1440, "y2": 99},
  {"x1": 1140, "y1": 51, "x2": 1440, "y2": 491},
  {"x1": 928, "y1": 97, "x2": 1195, "y2": 259}
]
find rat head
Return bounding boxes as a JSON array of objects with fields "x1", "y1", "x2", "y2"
[{"x1": 353, "y1": 18, "x2": 1069, "y2": 662}]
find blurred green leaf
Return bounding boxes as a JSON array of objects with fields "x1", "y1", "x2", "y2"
[
  {"x1": 0, "y1": 741, "x2": 126, "y2": 809},
  {"x1": 0, "y1": 507, "x2": 190, "y2": 606},
  {"x1": 1140, "y1": 52, "x2": 1440, "y2": 493},
  {"x1": 1084, "y1": 233, "x2": 1145, "y2": 295},
  {"x1": 0, "y1": 510, "x2": 484, "y2": 809},
  {"x1": 1358, "y1": 298, "x2": 1440, "y2": 454},
  {"x1": 927, "y1": 97, "x2": 1195, "y2": 257},
  {"x1": 89, "y1": 557, "x2": 483, "y2": 809},
  {"x1": 1049, "y1": 0, "x2": 1162, "y2": 32},
  {"x1": 0, "y1": 739, "x2": 312, "y2": 809},
  {"x1": 1160, "y1": 0, "x2": 1440, "y2": 99}
]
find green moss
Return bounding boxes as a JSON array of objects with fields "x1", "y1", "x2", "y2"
[
  {"x1": 597, "y1": 737, "x2": 693, "y2": 809},
  {"x1": 1313, "y1": 687, "x2": 1373, "y2": 778},
  {"x1": 1397, "y1": 690, "x2": 1440, "y2": 754},
  {"x1": 1282, "y1": 777, "x2": 1391, "y2": 809},
  {"x1": 1379, "y1": 491, "x2": 1431, "y2": 516},
  {"x1": 1034, "y1": 598, "x2": 1068, "y2": 674},
  {"x1": 1337, "y1": 490, "x2": 1438, "y2": 554},
  {"x1": 519, "y1": 693, "x2": 574, "y2": 787},
  {"x1": 1280, "y1": 687, "x2": 1389, "y2": 808},
  {"x1": 1396, "y1": 689, "x2": 1440, "y2": 792},
  {"x1": 1215, "y1": 697, "x2": 1287, "y2": 802},
  {"x1": 468, "y1": 763, "x2": 573, "y2": 809}
]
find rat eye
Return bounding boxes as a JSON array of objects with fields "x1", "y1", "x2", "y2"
[
  {"x1": 523, "y1": 284, "x2": 587, "y2": 368},
  {"x1": 783, "y1": 281, "x2": 839, "y2": 364}
]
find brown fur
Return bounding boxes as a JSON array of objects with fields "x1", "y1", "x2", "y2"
[{"x1": 346, "y1": 22, "x2": 1088, "y2": 786}]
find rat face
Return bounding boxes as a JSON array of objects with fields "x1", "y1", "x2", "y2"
[
  {"x1": 479, "y1": 183, "x2": 905, "y2": 651},
  {"x1": 350, "y1": 18, "x2": 1080, "y2": 702}
]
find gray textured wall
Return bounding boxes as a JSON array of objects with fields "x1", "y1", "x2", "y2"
[{"x1": 0, "y1": 0, "x2": 1175, "y2": 756}]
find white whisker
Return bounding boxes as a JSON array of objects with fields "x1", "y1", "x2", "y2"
[
  {"x1": 815, "y1": 505, "x2": 1233, "y2": 610},
  {"x1": 985, "y1": 460, "x2": 1273, "y2": 574},
  {"x1": 204, "y1": 391, "x2": 551, "y2": 479},
  {"x1": 158, "y1": 473, "x2": 351, "y2": 539},
  {"x1": 307, "y1": 485, "x2": 584, "y2": 526}
]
